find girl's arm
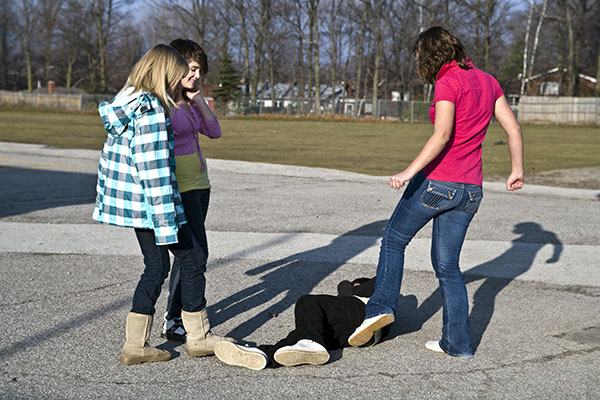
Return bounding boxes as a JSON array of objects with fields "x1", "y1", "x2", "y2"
[
  {"x1": 186, "y1": 90, "x2": 221, "y2": 138},
  {"x1": 130, "y1": 102, "x2": 180, "y2": 245},
  {"x1": 494, "y1": 95, "x2": 524, "y2": 191},
  {"x1": 389, "y1": 100, "x2": 455, "y2": 190}
]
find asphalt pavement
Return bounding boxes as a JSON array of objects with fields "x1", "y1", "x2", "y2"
[{"x1": 0, "y1": 141, "x2": 598, "y2": 399}]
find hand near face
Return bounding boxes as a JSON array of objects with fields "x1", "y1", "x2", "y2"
[{"x1": 185, "y1": 88, "x2": 201, "y2": 102}]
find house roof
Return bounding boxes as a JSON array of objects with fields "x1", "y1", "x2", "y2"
[
  {"x1": 525, "y1": 67, "x2": 597, "y2": 84},
  {"x1": 240, "y1": 82, "x2": 345, "y2": 101}
]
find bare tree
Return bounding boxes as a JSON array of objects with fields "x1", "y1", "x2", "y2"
[
  {"x1": 283, "y1": 1, "x2": 307, "y2": 111},
  {"x1": 328, "y1": 0, "x2": 343, "y2": 114},
  {"x1": 191, "y1": 0, "x2": 208, "y2": 46},
  {"x1": 16, "y1": 0, "x2": 40, "y2": 92},
  {"x1": 553, "y1": 3, "x2": 566, "y2": 96},
  {"x1": 571, "y1": 0, "x2": 596, "y2": 95},
  {"x1": 159, "y1": 0, "x2": 209, "y2": 46},
  {"x1": 231, "y1": 0, "x2": 251, "y2": 96},
  {"x1": 305, "y1": 0, "x2": 320, "y2": 112},
  {"x1": 338, "y1": 11, "x2": 353, "y2": 109},
  {"x1": 481, "y1": 0, "x2": 495, "y2": 70},
  {"x1": 352, "y1": 1, "x2": 368, "y2": 117},
  {"x1": 249, "y1": 0, "x2": 270, "y2": 103},
  {"x1": 109, "y1": 24, "x2": 145, "y2": 90},
  {"x1": 528, "y1": 0, "x2": 548, "y2": 81},
  {"x1": 457, "y1": 0, "x2": 511, "y2": 72},
  {"x1": 520, "y1": 0, "x2": 534, "y2": 96},
  {"x1": 312, "y1": 0, "x2": 321, "y2": 112},
  {"x1": 265, "y1": 0, "x2": 276, "y2": 104},
  {"x1": 56, "y1": 0, "x2": 85, "y2": 88},
  {"x1": 369, "y1": 0, "x2": 387, "y2": 118},
  {"x1": 279, "y1": 1, "x2": 311, "y2": 110},
  {"x1": 4, "y1": 0, "x2": 598, "y2": 104},
  {"x1": 90, "y1": 0, "x2": 115, "y2": 93},
  {"x1": 39, "y1": 0, "x2": 64, "y2": 83},
  {"x1": 413, "y1": 0, "x2": 440, "y2": 101},
  {"x1": 0, "y1": 0, "x2": 15, "y2": 89},
  {"x1": 81, "y1": 8, "x2": 99, "y2": 92},
  {"x1": 213, "y1": 1, "x2": 233, "y2": 55},
  {"x1": 388, "y1": 0, "x2": 421, "y2": 100},
  {"x1": 563, "y1": 0, "x2": 576, "y2": 96}
]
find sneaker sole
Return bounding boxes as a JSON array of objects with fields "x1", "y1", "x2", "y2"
[
  {"x1": 348, "y1": 314, "x2": 394, "y2": 347},
  {"x1": 273, "y1": 348, "x2": 330, "y2": 367},
  {"x1": 214, "y1": 341, "x2": 267, "y2": 371}
]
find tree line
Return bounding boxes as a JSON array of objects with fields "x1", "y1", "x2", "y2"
[{"x1": 1, "y1": 0, "x2": 599, "y2": 113}]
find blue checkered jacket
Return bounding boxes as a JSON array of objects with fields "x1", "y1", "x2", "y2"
[{"x1": 92, "y1": 88, "x2": 187, "y2": 245}]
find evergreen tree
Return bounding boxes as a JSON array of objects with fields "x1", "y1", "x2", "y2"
[{"x1": 212, "y1": 49, "x2": 240, "y2": 103}]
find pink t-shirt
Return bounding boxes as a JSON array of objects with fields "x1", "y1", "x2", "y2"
[{"x1": 425, "y1": 59, "x2": 503, "y2": 185}]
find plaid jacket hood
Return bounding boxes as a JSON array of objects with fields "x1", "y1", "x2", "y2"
[{"x1": 92, "y1": 88, "x2": 187, "y2": 245}]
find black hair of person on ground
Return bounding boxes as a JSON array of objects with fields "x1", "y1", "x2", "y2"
[{"x1": 213, "y1": 277, "x2": 389, "y2": 370}]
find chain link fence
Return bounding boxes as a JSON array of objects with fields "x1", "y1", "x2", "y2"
[
  {"x1": 229, "y1": 97, "x2": 432, "y2": 122},
  {"x1": 9, "y1": 91, "x2": 598, "y2": 126},
  {"x1": 0, "y1": 90, "x2": 113, "y2": 111},
  {"x1": 0, "y1": 90, "x2": 432, "y2": 122}
]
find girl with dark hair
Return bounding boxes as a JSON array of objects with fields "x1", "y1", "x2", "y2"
[
  {"x1": 348, "y1": 26, "x2": 524, "y2": 358},
  {"x1": 159, "y1": 38, "x2": 235, "y2": 356}
]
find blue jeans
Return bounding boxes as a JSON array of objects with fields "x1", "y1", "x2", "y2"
[
  {"x1": 365, "y1": 172, "x2": 483, "y2": 357},
  {"x1": 132, "y1": 221, "x2": 207, "y2": 316},
  {"x1": 165, "y1": 189, "x2": 210, "y2": 319}
]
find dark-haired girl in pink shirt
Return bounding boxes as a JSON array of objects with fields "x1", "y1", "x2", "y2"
[{"x1": 348, "y1": 26, "x2": 524, "y2": 358}]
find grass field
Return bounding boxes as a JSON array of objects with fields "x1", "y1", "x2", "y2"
[{"x1": 1, "y1": 108, "x2": 598, "y2": 178}]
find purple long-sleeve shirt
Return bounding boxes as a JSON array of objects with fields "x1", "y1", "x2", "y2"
[{"x1": 171, "y1": 102, "x2": 221, "y2": 171}]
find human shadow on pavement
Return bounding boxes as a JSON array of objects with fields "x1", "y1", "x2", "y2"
[
  {"x1": 0, "y1": 166, "x2": 96, "y2": 218},
  {"x1": 388, "y1": 222, "x2": 562, "y2": 353},
  {"x1": 208, "y1": 220, "x2": 388, "y2": 340}
]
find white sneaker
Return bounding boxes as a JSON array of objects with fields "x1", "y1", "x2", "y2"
[
  {"x1": 348, "y1": 314, "x2": 394, "y2": 347},
  {"x1": 273, "y1": 339, "x2": 330, "y2": 367},
  {"x1": 214, "y1": 341, "x2": 268, "y2": 371},
  {"x1": 425, "y1": 340, "x2": 445, "y2": 354}
]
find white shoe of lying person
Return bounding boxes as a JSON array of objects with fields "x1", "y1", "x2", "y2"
[
  {"x1": 273, "y1": 339, "x2": 330, "y2": 367},
  {"x1": 214, "y1": 341, "x2": 268, "y2": 371}
]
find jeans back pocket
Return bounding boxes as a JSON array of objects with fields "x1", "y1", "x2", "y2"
[
  {"x1": 465, "y1": 190, "x2": 483, "y2": 213},
  {"x1": 420, "y1": 182, "x2": 456, "y2": 210}
]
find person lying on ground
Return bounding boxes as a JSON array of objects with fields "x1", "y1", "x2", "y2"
[{"x1": 213, "y1": 277, "x2": 389, "y2": 370}]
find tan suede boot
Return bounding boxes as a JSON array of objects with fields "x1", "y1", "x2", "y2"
[
  {"x1": 120, "y1": 312, "x2": 171, "y2": 365},
  {"x1": 181, "y1": 309, "x2": 236, "y2": 357}
]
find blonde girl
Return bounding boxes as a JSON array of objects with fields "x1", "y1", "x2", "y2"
[{"x1": 93, "y1": 44, "x2": 215, "y2": 365}]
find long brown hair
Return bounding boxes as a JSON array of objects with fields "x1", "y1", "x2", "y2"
[
  {"x1": 413, "y1": 26, "x2": 470, "y2": 84},
  {"x1": 121, "y1": 44, "x2": 189, "y2": 116}
]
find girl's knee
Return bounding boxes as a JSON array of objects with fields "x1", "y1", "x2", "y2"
[{"x1": 381, "y1": 231, "x2": 410, "y2": 249}]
